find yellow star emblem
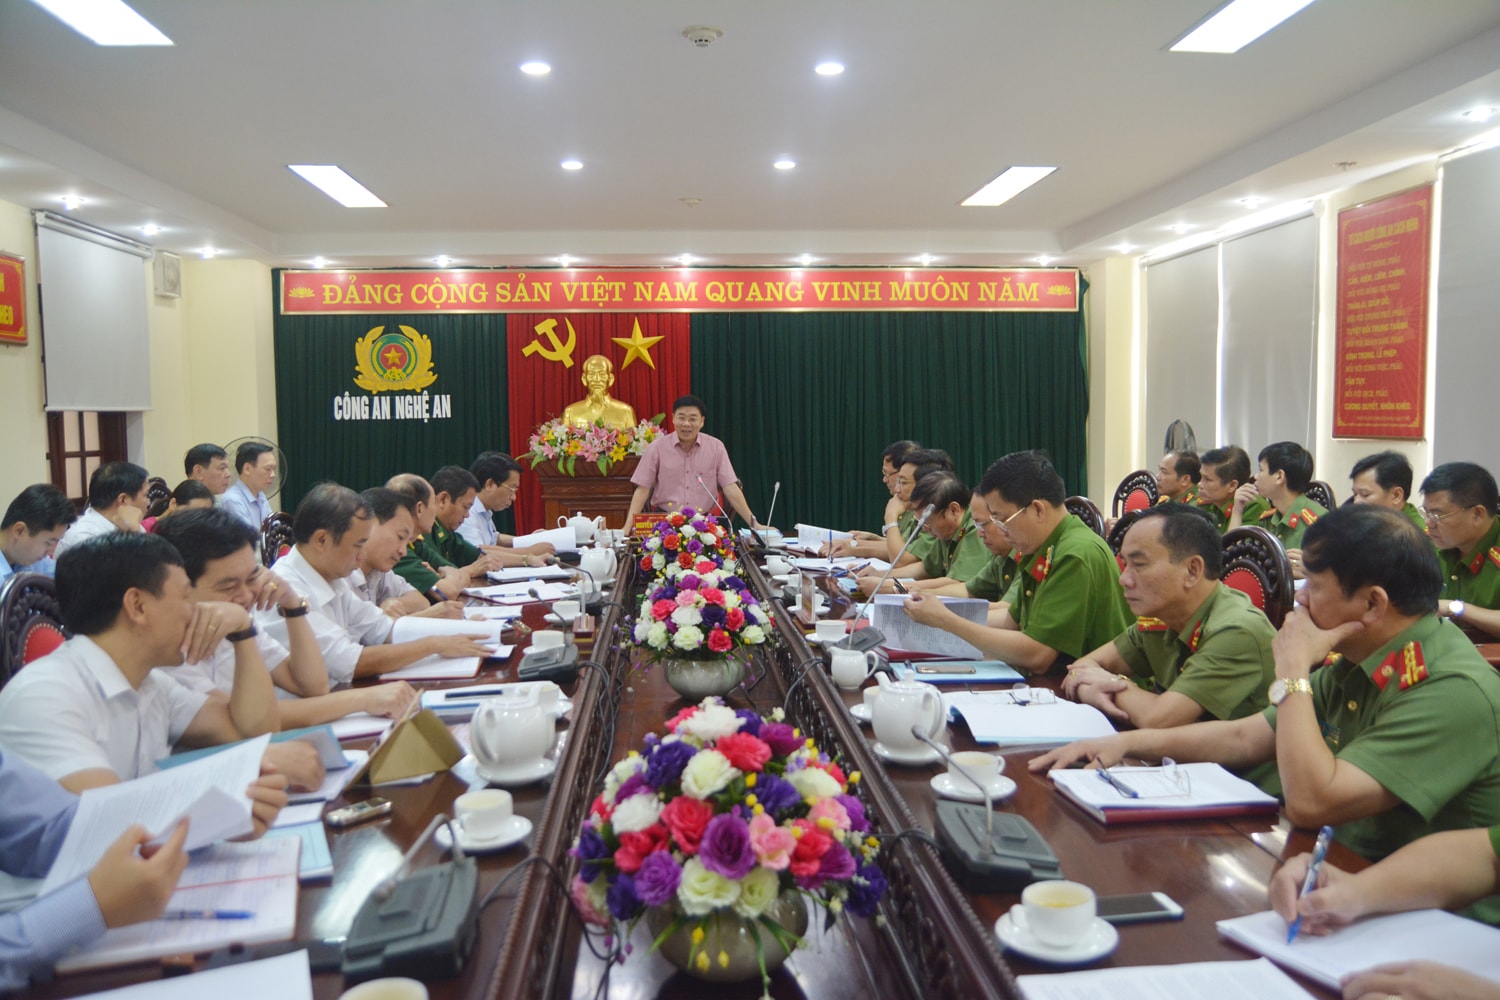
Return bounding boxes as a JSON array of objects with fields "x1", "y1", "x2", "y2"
[{"x1": 612, "y1": 318, "x2": 664, "y2": 371}]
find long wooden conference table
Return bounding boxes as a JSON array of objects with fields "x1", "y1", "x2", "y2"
[{"x1": 28, "y1": 551, "x2": 1362, "y2": 1000}]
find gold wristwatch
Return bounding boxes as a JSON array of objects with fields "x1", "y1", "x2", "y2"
[{"x1": 1268, "y1": 677, "x2": 1314, "y2": 706}]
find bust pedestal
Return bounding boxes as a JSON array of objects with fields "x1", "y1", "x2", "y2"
[{"x1": 534, "y1": 456, "x2": 640, "y2": 530}]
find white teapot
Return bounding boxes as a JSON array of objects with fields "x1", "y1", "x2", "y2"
[
  {"x1": 471, "y1": 689, "x2": 554, "y2": 779},
  {"x1": 559, "y1": 511, "x2": 603, "y2": 546},
  {"x1": 579, "y1": 546, "x2": 614, "y2": 586},
  {"x1": 871, "y1": 674, "x2": 946, "y2": 755}
]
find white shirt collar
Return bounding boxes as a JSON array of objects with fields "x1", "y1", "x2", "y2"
[
  {"x1": 278, "y1": 545, "x2": 337, "y2": 608},
  {"x1": 69, "y1": 635, "x2": 136, "y2": 699}
]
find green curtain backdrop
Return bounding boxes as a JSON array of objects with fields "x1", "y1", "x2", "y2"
[
  {"x1": 272, "y1": 303, "x2": 513, "y2": 532},
  {"x1": 688, "y1": 308, "x2": 1088, "y2": 534}
]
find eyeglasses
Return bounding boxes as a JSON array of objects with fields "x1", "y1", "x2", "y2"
[
  {"x1": 1419, "y1": 505, "x2": 1467, "y2": 524},
  {"x1": 992, "y1": 505, "x2": 1028, "y2": 536},
  {"x1": 498, "y1": 481, "x2": 520, "y2": 494}
]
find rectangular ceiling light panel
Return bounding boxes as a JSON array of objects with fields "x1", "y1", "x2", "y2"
[
  {"x1": 1170, "y1": 0, "x2": 1317, "y2": 54},
  {"x1": 288, "y1": 165, "x2": 388, "y2": 208},
  {"x1": 29, "y1": 0, "x2": 172, "y2": 45},
  {"x1": 961, "y1": 166, "x2": 1057, "y2": 207}
]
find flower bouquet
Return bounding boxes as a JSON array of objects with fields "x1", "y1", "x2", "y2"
[
  {"x1": 569, "y1": 698, "x2": 887, "y2": 991},
  {"x1": 526, "y1": 415, "x2": 664, "y2": 476},
  {"x1": 636, "y1": 508, "x2": 736, "y2": 580}
]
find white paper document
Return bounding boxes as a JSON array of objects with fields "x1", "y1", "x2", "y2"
[
  {"x1": 1018, "y1": 958, "x2": 1312, "y2": 1000},
  {"x1": 486, "y1": 564, "x2": 574, "y2": 582},
  {"x1": 512, "y1": 525, "x2": 578, "y2": 553},
  {"x1": 871, "y1": 594, "x2": 990, "y2": 659},
  {"x1": 794, "y1": 523, "x2": 853, "y2": 550},
  {"x1": 266, "y1": 821, "x2": 333, "y2": 880},
  {"x1": 944, "y1": 691, "x2": 1118, "y2": 747},
  {"x1": 56, "y1": 839, "x2": 300, "y2": 973},
  {"x1": 65, "y1": 949, "x2": 312, "y2": 1000},
  {"x1": 1218, "y1": 908, "x2": 1500, "y2": 990},
  {"x1": 40, "y1": 734, "x2": 271, "y2": 896},
  {"x1": 287, "y1": 748, "x2": 369, "y2": 804},
  {"x1": 1049, "y1": 762, "x2": 1277, "y2": 811},
  {"x1": 465, "y1": 580, "x2": 577, "y2": 604},
  {"x1": 390, "y1": 616, "x2": 510, "y2": 648},
  {"x1": 379, "y1": 653, "x2": 487, "y2": 682},
  {"x1": 465, "y1": 604, "x2": 525, "y2": 620},
  {"x1": 790, "y1": 555, "x2": 871, "y2": 572},
  {"x1": 328, "y1": 712, "x2": 394, "y2": 741}
]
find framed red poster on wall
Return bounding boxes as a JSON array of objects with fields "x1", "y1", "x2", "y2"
[
  {"x1": 1332, "y1": 186, "x2": 1432, "y2": 439},
  {"x1": 0, "y1": 253, "x2": 24, "y2": 346}
]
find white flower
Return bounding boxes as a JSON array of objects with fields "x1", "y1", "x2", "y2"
[
  {"x1": 670, "y1": 605, "x2": 703, "y2": 627},
  {"x1": 680, "y1": 748, "x2": 741, "y2": 798},
  {"x1": 723, "y1": 591, "x2": 742, "y2": 609},
  {"x1": 646, "y1": 622, "x2": 670, "y2": 649},
  {"x1": 677, "y1": 857, "x2": 741, "y2": 916},
  {"x1": 633, "y1": 620, "x2": 652, "y2": 643},
  {"x1": 787, "y1": 766, "x2": 842, "y2": 802},
  {"x1": 679, "y1": 702, "x2": 744, "y2": 742},
  {"x1": 610, "y1": 792, "x2": 664, "y2": 833},
  {"x1": 740, "y1": 625, "x2": 766, "y2": 645},
  {"x1": 602, "y1": 754, "x2": 646, "y2": 803},
  {"x1": 673, "y1": 624, "x2": 705, "y2": 651},
  {"x1": 733, "y1": 866, "x2": 780, "y2": 918},
  {"x1": 746, "y1": 604, "x2": 768, "y2": 625}
]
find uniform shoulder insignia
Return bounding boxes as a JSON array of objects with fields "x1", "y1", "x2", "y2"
[
  {"x1": 1258, "y1": 508, "x2": 1276, "y2": 521},
  {"x1": 1187, "y1": 621, "x2": 1204, "y2": 652},
  {"x1": 1373, "y1": 642, "x2": 1428, "y2": 692},
  {"x1": 1135, "y1": 617, "x2": 1168, "y2": 632},
  {"x1": 1300, "y1": 507, "x2": 1319, "y2": 525},
  {"x1": 1488, "y1": 546, "x2": 1500, "y2": 572},
  {"x1": 1154, "y1": 495, "x2": 1170, "y2": 505},
  {"x1": 1029, "y1": 545, "x2": 1054, "y2": 583}
]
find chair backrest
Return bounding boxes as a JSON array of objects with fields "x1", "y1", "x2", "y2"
[
  {"x1": 1107, "y1": 509, "x2": 1146, "y2": 556},
  {"x1": 0, "y1": 572, "x2": 67, "y2": 689},
  {"x1": 261, "y1": 512, "x2": 295, "y2": 568},
  {"x1": 1111, "y1": 469, "x2": 1158, "y2": 518},
  {"x1": 1221, "y1": 526, "x2": 1295, "y2": 629},
  {"x1": 1305, "y1": 480, "x2": 1336, "y2": 511},
  {"x1": 1064, "y1": 496, "x2": 1106, "y2": 538}
]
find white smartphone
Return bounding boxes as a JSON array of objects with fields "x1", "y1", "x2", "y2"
[
  {"x1": 325, "y1": 797, "x2": 392, "y2": 829},
  {"x1": 1095, "y1": 892, "x2": 1184, "y2": 924}
]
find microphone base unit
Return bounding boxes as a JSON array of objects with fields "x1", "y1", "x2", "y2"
[
  {"x1": 518, "y1": 643, "x2": 580, "y2": 684},
  {"x1": 933, "y1": 800, "x2": 1063, "y2": 893},
  {"x1": 833, "y1": 626, "x2": 885, "y2": 654},
  {"x1": 342, "y1": 857, "x2": 479, "y2": 982}
]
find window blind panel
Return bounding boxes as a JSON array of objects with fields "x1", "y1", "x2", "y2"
[
  {"x1": 1434, "y1": 145, "x2": 1500, "y2": 471},
  {"x1": 36, "y1": 220, "x2": 152, "y2": 411},
  {"x1": 1143, "y1": 246, "x2": 1219, "y2": 458},
  {"x1": 1220, "y1": 215, "x2": 1317, "y2": 454}
]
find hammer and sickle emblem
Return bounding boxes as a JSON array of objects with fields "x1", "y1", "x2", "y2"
[{"x1": 522, "y1": 318, "x2": 577, "y2": 368}]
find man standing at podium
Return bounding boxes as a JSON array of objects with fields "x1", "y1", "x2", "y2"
[{"x1": 626, "y1": 395, "x2": 764, "y2": 528}]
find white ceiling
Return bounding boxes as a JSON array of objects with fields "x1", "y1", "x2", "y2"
[{"x1": 1, "y1": 0, "x2": 1498, "y2": 269}]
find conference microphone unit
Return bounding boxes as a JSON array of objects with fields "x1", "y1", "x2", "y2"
[
  {"x1": 546, "y1": 553, "x2": 602, "y2": 615},
  {"x1": 698, "y1": 474, "x2": 769, "y2": 551},
  {"x1": 837, "y1": 503, "x2": 936, "y2": 654}
]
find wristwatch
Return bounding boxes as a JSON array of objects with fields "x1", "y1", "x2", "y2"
[
  {"x1": 1268, "y1": 677, "x2": 1314, "y2": 706},
  {"x1": 224, "y1": 624, "x2": 259, "y2": 643},
  {"x1": 882, "y1": 522, "x2": 899, "y2": 533},
  {"x1": 1450, "y1": 599, "x2": 1467, "y2": 619},
  {"x1": 279, "y1": 597, "x2": 311, "y2": 618}
]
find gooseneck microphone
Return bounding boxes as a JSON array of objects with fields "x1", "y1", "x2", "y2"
[
  {"x1": 547, "y1": 552, "x2": 600, "y2": 614},
  {"x1": 764, "y1": 480, "x2": 781, "y2": 528},
  {"x1": 911, "y1": 727, "x2": 995, "y2": 855},
  {"x1": 857, "y1": 503, "x2": 934, "y2": 616}
]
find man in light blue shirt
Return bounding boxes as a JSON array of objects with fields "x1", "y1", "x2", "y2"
[
  {"x1": 221, "y1": 441, "x2": 277, "y2": 531},
  {"x1": 0, "y1": 485, "x2": 75, "y2": 584}
]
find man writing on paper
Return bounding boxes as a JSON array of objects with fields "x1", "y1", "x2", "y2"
[
  {"x1": 352, "y1": 487, "x2": 460, "y2": 619},
  {"x1": 1032, "y1": 506, "x2": 1500, "y2": 880},
  {"x1": 1422, "y1": 461, "x2": 1500, "y2": 640},
  {"x1": 262, "y1": 483, "x2": 490, "y2": 681},
  {"x1": 387, "y1": 473, "x2": 486, "y2": 602},
  {"x1": 0, "y1": 484, "x2": 75, "y2": 583},
  {"x1": 0, "y1": 533, "x2": 316, "y2": 793},
  {"x1": 625, "y1": 395, "x2": 765, "y2": 528},
  {"x1": 0, "y1": 747, "x2": 286, "y2": 991},
  {"x1": 825, "y1": 440, "x2": 921, "y2": 559},
  {"x1": 902, "y1": 451, "x2": 1130, "y2": 675},
  {"x1": 1062, "y1": 505, "x2": 1278, "y2": 731},
  {"x1": 857, "y1": 474, "x2": 990, "y2": 593}
]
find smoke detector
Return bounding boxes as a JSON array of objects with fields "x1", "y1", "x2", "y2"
[{"x1": 682, "y1": 25, "x2": 723, "y2": 48}]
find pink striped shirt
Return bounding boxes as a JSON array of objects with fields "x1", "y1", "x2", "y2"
[{"x1": 631, "y1": 432, "x2": 739, "y2": 513}]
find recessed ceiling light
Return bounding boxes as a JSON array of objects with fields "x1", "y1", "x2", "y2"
[
  {"x1": 1461, "y1": 106, "x2": 1498, "y2": 123},
  {"x1": 1238, "y1": 195, "x2": 1269, "y2": 208},
  {"x1": 140, "y1": 223, "x2": 160, "y2": 235},
  {"x1": 814, "y1": 61, "x2": 845, "y2": 76},
  {"x1": 520, "y1": 61, "x2": 551, "y2": 76},
  {"x1": 795, "y1": 254, "x2": 817, "y2": 266},
  {"x1": 311, "y1": 256, "x2": 327, "y2": 268},
  {"x1": 676, "y1": 253, "x2": 696, "y2": 266},
  {"x1": 773, "y1": 159, "x2": 796, "y2": 171},
  {"x1": 1036, "y1": 255, "x2": 1055, "y2": 266},
  {"x1": 556, "y1": 254, "x2": 577, "y2": 267},
  {"x1": 435, "y1": 255, "x2": 453, "y2": 267},
  {"x1": 30, "y1": 0, "x2": 173, "y2": 45},
  {"x1": 915, "y1": 253, "x2": 938, "y2": 265},
  {"x1": 288, "y1": 165, "x2": 387, "y2": 207},
  {"x1": 1116, "y1": 243, "x2": 1134, "y2": 254},
  {"x1": 1167, "y1": 222, "x2": 1194, "y2": 234},
  {"x1": 59, "y1": 195, "x2": 85, "y2": 210},
  {"x1": 560, "y1": 159, "x2": 583, "y2": 171},
  {"x1": 199, "y1": 246, "x2": 217, "y2": 259},
  {"x1": 1170, "y1": 0, "x2": 1316, "y2": 54},
  {"x1": 961, "y1": 166, "x2": 1057, "y2": 207}
]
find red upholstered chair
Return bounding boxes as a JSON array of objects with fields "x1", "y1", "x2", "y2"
[
  {"x1": 1111, "y1": 470, "x2": 1159, "y2": 518},
  {"x1": 261, "y1": 512, "x2": 295, "y2": 568},
  {"x1": 144, "y1": 476, "x2": 172, "y2": 518},
  {"x1": 1305, "y1": 480, "x2": 1336, "y2": 511},
  {"x1": 0, "y1": 572, "x2": 67, "y2": 689},
  {"x1": 1221, "y1": 526, "x2": 1295, "y2": 629},
  {"x1": 1107, "y1": 509, "x2": 1145, "y2": 557},
  {"x1": 1065, "y1": 496, "x2": 1107, "y2": 538}
]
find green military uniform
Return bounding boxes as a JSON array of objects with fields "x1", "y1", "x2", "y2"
[
  {"x1": 393, "y1": 533, "x2": 451, "y2": 596},
  {"x1": 1262, "y1": 493, "x2": 1328, "y2": 550},
  {"x1": 431, "y1": 519, "x2": 483, "y2": 568},
  {"x1": 1011, "y1": 514, "x2": 1132, "y2": 663},
  {"x1": 1197, "y1": 496, "x2": 1270, "y2": 534},
  {"x1": 896, "y1": 508, "x2": 935, "y2": 563},
  {"x1": 1156, "y1": 484, "x2": 1200, "y2": 506},
  {"x1": 966, "y1": 549, "x2": 1019, "y2": 602},
  {"x1": 1437, "y1": 516, "x2": 1500, "y2": 611},
  {"x1": 1114, "y1": 584, "x2": 1277, "y2": 721},
  {"x1": 1401, "y1": 502, "x2": 1427, "y2": 533},
  {"x1": 1264, "y1": 616, "x2": 1500, "y2": 900},
  {"x1": 918, "y1": 510, "x2": 990, "y2": 583}
]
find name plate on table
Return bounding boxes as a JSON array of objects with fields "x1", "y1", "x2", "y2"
[
  {"x1": 350, "y1": 709, "x2": 463, "y2": 786},
  {"x1": 632, "y1": 513, "x2": 666, "y2": 536}
]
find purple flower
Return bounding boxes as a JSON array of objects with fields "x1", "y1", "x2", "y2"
[
  {"x1": 615, "y1": 773, "x2": 649, "y2": 804},
  {"x1": 700, "y1": 605, "x2": 728, "y2": 629},
  {"x1": 571, "y1": 827, "x2": 609, "y2": 882},
  {"x1": 644, "y1": 739, "x2": 697, "y2": 789},
  {"x1": 835, "y1": 795, "x2": 869, "y2": 832},
  {"x1": 759, "y1": 722, "x2": 802, "y2": 757},
  {"x1": 679, "y1": 573, "x2": 700, "y2": 590},
  {"x1": 817, "y1": 841, "x2": 856, "y2": 882},
  {"x1": 687, "y1": 539, "x2": 703, "y2": 554},
  {"x1": 606, "y1": 872, "x2": 643, "y2": 921},
  {"x1": 722, "y1": 575, "x2": 747, "y2": 591},
  {"x1": 846, "y1": 862, "x2": 887, "y2": 917},
  {"x1": 698, "y1": 814, "x2": 756, "y2": 880},
  {"x1": 750, "y1": 773, "x2": 801, "y2": 816},
  {"x1": 635, "y1": 851, "x2": 682, "y2": 907},
  {"x1": 734, "y1": 709, "x2": 763, "y2": 737}
]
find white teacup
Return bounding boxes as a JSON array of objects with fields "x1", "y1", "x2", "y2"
[
  {"x1": 454, "y1": 788, "x2": 513, "y2": 842},
  {"x1": 530, "y1": 629, "x2": 565, "y2": 650},
  {"x1": 764, "y1": 556, "x2": 792, "y2": 575},
  {"x1": 339, "y1": 978, "x2": 429, "y2": 1000},
  {"x1": 526, "y1": 680, "x2": 562, "y2": 715},
  {"x1": 1011, "y1": 880, "x2": 1096, "y2": 948},
  {"x1": 830, "y1": 647, "x2": 878, "y2": 690},
  {"x1": 814, "y1": 619, "x2": 846, "y2": 643},
  {"x1": 947, "y1": 750, "x2": 1002, "y2": 789},
  {"x1": 553, "y1": 600, "x2": 581, "y2": 624},
  {"x1": 862, "y1": 686, "x2": 882, "y2": 712}
]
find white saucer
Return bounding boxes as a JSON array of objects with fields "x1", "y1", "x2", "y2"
[
  {"x1": 994, "y1": 913, "x2": 1119, "y2": 965},
  {"x1": 436, "y1": 815, "x2": 532, "y2": 854},
  {"x1": 871, "y1": 740, "x2": 947, "y2": 766},
  {"x1": 476, "y1": 756, "x2": 558, "y2": 786},
  {"x1": 849, "y1": 703, "x2": 873, "y2": 724},
  {"x1": 930, "y1": 772, "x2": 1017, "y2": 804}
]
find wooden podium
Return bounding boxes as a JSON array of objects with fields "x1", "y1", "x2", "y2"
[{"x1": 534, "y1": 456, "x2": 640, "y2": 530}]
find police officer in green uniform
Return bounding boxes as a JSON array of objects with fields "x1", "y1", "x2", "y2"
[
  {"x1": 1245, "y1": 442, "x2": 1328, "y2": 574},
  {"x1": 905, "y1": 451, "x2": 1130, "y2": 675},
  {"x1": 902, "y1": 474, "x2": 991, "y2": 583},
  {"x1": 1063, "y1": 505, "x2": 1277, "y2": 731},
  {"x1": 1349, "y1": 450, "x2": 1427, "y2": 532},
  {"x1": 1422, "y1": 461, "x2": 1500, "y2": 640},
  {"x1": 386, "y1": 472, "x2": 490, "y2": 602},
  {"x1": 827, "y1": 440, "x2": 921, "y2": 560},
  {"x1": 1031, "y1": 506, "x2": 1500, "y2": 894},
  {"x1": 1196, "y1": 445, "x2": 1269, "y2": 533},
  {"x1": 1154, "y1": 450, "x2": 1201, "y2": 506},
  {"x1": 856, "y1": 448, "x2": 952, "y2": 594}
]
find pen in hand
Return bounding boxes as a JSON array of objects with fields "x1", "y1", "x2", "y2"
[{"x1": 1286, "y1": 824, "x2": 1335, "y2": 943}]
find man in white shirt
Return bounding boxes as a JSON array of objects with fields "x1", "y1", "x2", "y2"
[
  {"x1": 184, "y1": 442, "x2": 234, "y2": 497},
  {"x1": 0, "y1": 483, "x2": 75, "y2": 583},
  {"x1": 458, "y1": 451, "x2": 554, "y2": 564},
  {"x1": 221, "y1": 441, "x2": 276, "y2": 531},
  {"x1": 354, "y1": 487, "x2": 448, "y2": 617},
  {"x1": 261, "y1": 483, "x2": 491, "y2": 683},
  {"x1": 53, "y1": 462, "x2": 150, "y2": 558},
  {"x1": 0, "y1": 532, "x2": 309, "y2": 793}
]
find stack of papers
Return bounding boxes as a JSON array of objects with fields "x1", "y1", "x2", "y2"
[
  {"x1": 871, "y1": 594, "x2": 989, "y2": 659},
  {"x1": 790, "y1": 555, "x2": 872, "y2": 572},
  {"x1": 944, "y1": 691, "x2": 1117, "y2": 747},
  {"x1": 1218, "y1": 909, "x2": 1500, "y2": 990},
  {"x1": 1048, "y1": 761, "x2": 1279, "y2": 824},
  {"x1": 287, "y1": 748, "x2": 368, "y2": 805},
  {"x1": 328, "y1": 712, "x2": 395, "y2": 741},
  {"x1": 68, "y1": 950, "x2": 312, "y2": 1000},
  {"x1": 464, "y1": 580, "x2": 577, "y2": 604},
  {"x1": 512, "y1": 525, "x2": 578, "y2": 553},
  {"x1": 1018, "y1": 958, "x2": 1312, "y2": 1000},
  {"x1": 390, "y1": 616, "x2": 511, "y2": 650},
  {"x1": 486, "y1": 564, "x2": 574, "y2": 582},
  {"x1": 420, "y1": 680, "x2": 569, "y2": 719},
  {"x1": 380, "y1": 654, "x2": 485, "y2": 682},
  {"x1": 793, "y1": 523, "x2": 852, "y2": 551}
]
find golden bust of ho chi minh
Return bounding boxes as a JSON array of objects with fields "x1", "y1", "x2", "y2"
[{"x1": 562, "y1": 354, "x2": 637, "y2": 429}]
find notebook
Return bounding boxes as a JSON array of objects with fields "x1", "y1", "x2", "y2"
[
  {"x1": 1048, "y1": 761, "x2": 1279, "y2": 824},
  {"x1": 944, "y1": 690, "x2": 1117, "y2": 747}
]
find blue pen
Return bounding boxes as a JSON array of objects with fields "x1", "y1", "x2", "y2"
[
  {"x1": 160, "y1": 909, "x2": 255, "y2": 921},
  {"x1": 1096, "y1": 766, "x2": 1139, "y2": 799},
  {"x1": 1287, "y1": 824, "x2": 1335, "y2": 943}
]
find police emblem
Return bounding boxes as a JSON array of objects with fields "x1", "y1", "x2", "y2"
[{"x1": 353, "y1": 325, "x2": 438, "y2": 394}]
